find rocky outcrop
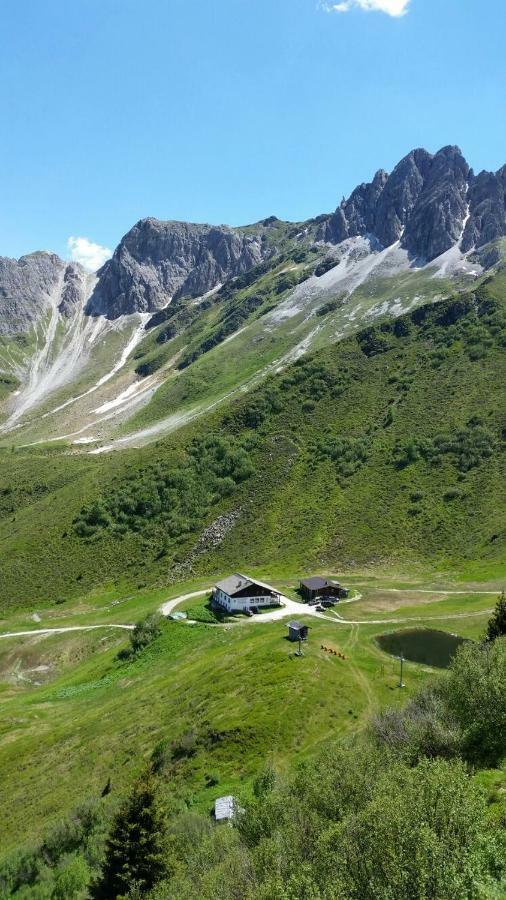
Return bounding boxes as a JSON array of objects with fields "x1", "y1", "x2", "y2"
[
  {"x1": 321, "y1": 146, "x2": 506, "y2": 263},
  {"x1": 86, "y1": 218, "x2": 268, "y2": 318},
  {"x1": 2, "y1": 147, "x2": 506, "y2": 332},
  {"x1": 402, "y1": 146, "x2": 470, "y2": 260},
  {"x1": 462, "y1": 165, "x2": 506, "y2": 251},
  {"x1": 0, "y1": 252, "x2": 87, "y2": 336}
]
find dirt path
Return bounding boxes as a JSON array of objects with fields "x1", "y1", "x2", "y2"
[
  {"x1": 0, "y1": 586, "x2": 492, "y2": 642},
  {"x1": 0, "y1": 624, "x2": 134, "y2": 640},
  {"x1": 377, "y1": 588, "x2": 498, "y2": 595},
  {"x1": 332, "y1": 609, "x2": 492, "y2": 626}
]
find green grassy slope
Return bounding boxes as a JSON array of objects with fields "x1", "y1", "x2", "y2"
[
  {"x1": 0, "y1": 273, "x2": 505, "y2": 612},
  {"x1": 0, "y1": 596, "x2": 493, "y2": 857}
]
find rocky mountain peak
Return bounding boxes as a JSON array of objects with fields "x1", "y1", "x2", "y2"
[
  {"x1": 0, "y1": 251, "x2": 87, "y2": 335},
  {"x1": 2, "y1": 147, "x2": 506, "y2": 328},
  {"x1": 321, "y1": 145, "x2": 505, "y2": 263},
  {"x1": 87, "y1": 218, "x2": 268, "y2": 318}
]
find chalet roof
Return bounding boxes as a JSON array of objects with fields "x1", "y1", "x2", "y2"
[
  {"x1": 300, "y1": 576, "x2": 340, "y2": 591},
  {"x1": 288, "y1": 620, "x2": 306, "y2": 631},
  {"x1": 214, "y1": 795, "x2": 236, "y2": 821},
  {"x1": 214, "y1": 573, "x2": 278, "y2": 597}
]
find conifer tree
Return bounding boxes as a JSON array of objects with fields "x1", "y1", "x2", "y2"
[
  {"x1": 90, "y1": 773, "x2": 169, "y2": 899},
  {"x1": 486, "y1": 590, "x2": 506, "y2": 642}
]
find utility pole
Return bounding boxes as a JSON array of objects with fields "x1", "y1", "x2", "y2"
[{"x1": 398, "y1": 653, "x2": 405, "y2": 688}]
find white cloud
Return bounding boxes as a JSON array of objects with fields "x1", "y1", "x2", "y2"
[
  {"x1": 67, "y1": 236, "x2": 112, "y2": 272},
  {"x1": 321, "y1": 0, "x2": 410, "y2": 16}
]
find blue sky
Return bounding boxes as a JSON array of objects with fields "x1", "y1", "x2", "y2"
[{"x1": 1, "y1": 0, "x2": 505, "y2": 268}]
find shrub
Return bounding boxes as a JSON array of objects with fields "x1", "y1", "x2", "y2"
[
  {"x1": 132, "y1": 612, "x2": 163, "y2": 651},
  {"x1": 486, "y1": 591, "x2": 506, "y2": 643},
  {"x1": 444, "y1": 637, "x2": 506, "y2": 764},
  {"x1": 74, "y1": 435, "x2": 255, "y2": 543},
  {"x1": 393, "y1": 420, "x2": 496, "y2": 472},
  {"x1": 314, "y1": 256, "x2": 337, "y2": 277},
  {"x1": 357, "y1": 326, "x2": 392, "y2": 357},
  {"x1": 317, "y1": 435, "x2": 369, "y2": 479},
  {"x1": 316, "y1": 297, "x2": 342, "y2": 317}
]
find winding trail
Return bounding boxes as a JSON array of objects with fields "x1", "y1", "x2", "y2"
[
  {"x1": 0, "y1": 587, "x2": 493, "y2": 642},
  {"x1": 0, "y1": 624, "x2": 134, "y2": 640}
]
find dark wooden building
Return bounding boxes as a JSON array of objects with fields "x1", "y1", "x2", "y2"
[
  {"x1": 299, "y1": 576, "x2": 349, "y2": 602},
  {"x1": 288, "y1": 621, "x2": 310, "y2": 642}
]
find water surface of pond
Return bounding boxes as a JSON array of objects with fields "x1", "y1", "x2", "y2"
[{"x1": 376, "y1": 628, "x2": 468, "y2": 669}]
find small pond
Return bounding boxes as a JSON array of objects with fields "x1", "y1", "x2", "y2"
[{"x1": 376, "y1": 628, "x2": 468, "y2": 669}]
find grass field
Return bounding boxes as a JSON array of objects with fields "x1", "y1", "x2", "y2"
[
  {"x1": 0, "y1": 274, "x2": 505, "y2": 869},
  {"x1": 0, "y1": 572, "x2": 496, "y2": 858}
]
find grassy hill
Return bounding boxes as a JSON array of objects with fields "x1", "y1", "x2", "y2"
[
  {"x1": 0, "y1": 273, "x2": 505, "y2": 877},
  {"x1": 0, "y1": 271, "x2": 505, "y2": 613},
  {"x1": 0, "y1": 584, "x2": 498, "y2": 858}
]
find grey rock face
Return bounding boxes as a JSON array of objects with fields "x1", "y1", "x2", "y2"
[
  {"x1": 374, "y1": 149, "x2": 431, "y2": 246},
  {"x1": 87, "y1": 218, "x2": 268, "y2": 318},
  {"x1": 323, "y1": 146, "x2": 505, "y2": 263},
  {"x1": 2, "y1": 147, "x2": 505, "y2": 331},
  {"x1": 462, "y1": 165, "x2": 506, "y2": 251},
  {"x1": 402, "y1": 146, "x2": 470, "y2": 260},
  {"x1": 325, "y1": 169, "x2": 388, "y2": 243},
  {"x1": 0, "y1": 253, "x2": 88, "y2": 336}
]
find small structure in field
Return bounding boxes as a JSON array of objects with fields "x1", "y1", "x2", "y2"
[
  {"x1": 299, "y1": 576, "x2": 349, "y2": 603},
  {"x1": 214, "y1": 795, "x2": 238, "y2": 823},
  {"x1": 213, "y1": 573, "x2": 281, "y2": 613},
  {"x1": 288, "y1": 621, "x2": 310, "y2": 642}
]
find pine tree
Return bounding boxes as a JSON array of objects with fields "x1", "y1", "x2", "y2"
[
  {"x1": 486, "y1": 591, "x2": 506, "y2": 642},
  {"x1": 90, "y1": 773, "x2": 169, "y2": 899}
]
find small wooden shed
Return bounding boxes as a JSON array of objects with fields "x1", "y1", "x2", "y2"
[{"x1": 288, "y1": 620, "x2": 309, "y2": 642}]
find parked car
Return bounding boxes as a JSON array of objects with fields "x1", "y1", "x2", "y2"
[
  {"x1": 245, "y1": 609, "x2": 253, "y2": 617},
  {"x1": 321, "y1": 599, "x2": 335, "y2": 608},
  {"x1": 250, "y1": 606, "x2": 260, "y2": 614},
  {"x1": 315, "y1": 604, "x2": 325, "y2": 612}
]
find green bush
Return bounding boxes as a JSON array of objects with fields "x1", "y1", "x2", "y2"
[
  {"x1": 73, "y1": 435, "x2": 255, "y2": 543},
  {"x1": 393, "y1": 420, "x2": 496, "y2": 472}
]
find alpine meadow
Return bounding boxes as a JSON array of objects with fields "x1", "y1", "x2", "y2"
[{"x1": 1, "y1": 1, "x2": 506, "y2": 896}]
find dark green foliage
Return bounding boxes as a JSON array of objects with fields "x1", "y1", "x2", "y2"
[
  {"x1": 486, "y1": 591, "x2": 506, "y2": 642},
  {"x1": 371, "y1": 684, "x2": 462, "y2": 764},
  {"x1": 178, "y1": 295, "x2": 266, "y2": 370},
  {"x1": 73, "y1": 435, "x2": 255, "y2": 542},
  {"x1": 444, "y1": 636, "x2": 506, "y2": 764},
  {"x1": 0, "y1": 801, "x2": 107, "y2": 898},
  {"x1": 273, "y1": 270, "x2": 306, "y2": 294},
  {"x1": 373, "y1": 638, "x2": 506, "y2": 768},
  {"x1": 118, "y1": 613, "x2": 164, "y2": 660},
  {"x1": 90, "y1": 774, "x2": 170, "y2": 899},
  {"x1": 393, "y1": 419, "x2": 496, "y2": 472},
  {"x1": 278, "y1": 356, "x2": 351, "y2": 401},
  {"x1": 332, "y1": 758, "x2": 491, "y2": 900},
  {"x1": 317, "y1": 434, "x2": 369, "y2": 479},
  {"x1": 314, "y1": 256, "x2": 337, "y2": 277},
  {"x1": 357, "y1": 325, "x2": 393, "y2": 356},
  {"x1": 225, "y1": 357, "x2": 351, "y2": 433},
  {"x1": 135, "y1": 351, "x2": 167, "y2": 378},
  {"x1": 213, "y1": 259, "x2": 275, "y2": 303},
  {"x1": 0, "y1": 373, "x2": 19, "y2": 399},
  {"x1": 150, "y1": 752, "x2": 502, "y2": 899},
  {"x1": 316, "y1": 297, "x2": 343, "y2": 317}
]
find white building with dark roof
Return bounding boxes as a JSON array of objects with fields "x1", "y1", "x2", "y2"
[{"x1": 213, "y1": 573, "x2": 281, "y2": 612}]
